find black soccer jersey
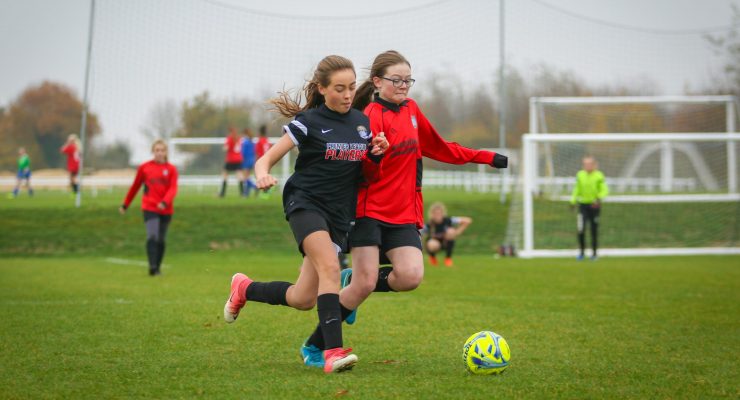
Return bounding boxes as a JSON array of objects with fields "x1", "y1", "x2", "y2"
[
  {"x1": 282, "y1": 104, "x2": 376, "y2": 234},
  {"x1": 425, "y1": 217, "x2": 461, "y2": 239}
]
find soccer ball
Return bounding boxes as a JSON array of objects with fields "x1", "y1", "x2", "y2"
[{"x1": 462, "y1": 331, "x2": 510, "y2": 375}]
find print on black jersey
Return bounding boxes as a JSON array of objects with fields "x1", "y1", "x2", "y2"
[
  {"x1": 325, "y1": 143, "x2": 368, "y2": 161},
  {"x1": 281, "y1": 104, "x2": 374, "y2": 234}
]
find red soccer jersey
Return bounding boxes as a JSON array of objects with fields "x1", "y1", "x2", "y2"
[
  {"x1": 225, "y1": 135, "x2": 243, "y2": 163},
  {"x1": 357, "y1": 97, "x2": 499, "y2": 228},
  {"x1": 255, "y1": 137, "x2": 272, "y2": 159},
  {"x1": 122, "y1": 160, "x2": 178, "y2": 215},
  {"x1": 61, "y1": 143, "x2": 80, "y2": 173}
]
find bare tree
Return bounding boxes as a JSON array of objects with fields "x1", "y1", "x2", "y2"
[{"x1": 140, "y1": 99, "x2": 180, "y2": 141}]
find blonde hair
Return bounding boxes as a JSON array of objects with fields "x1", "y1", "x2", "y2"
[
  {"x1": 151, "y1": 139, "x2": 167, "y2": 151},
  {"x1": 428, "y1": 201, "x2": 447, "y2": 220},
  {"x1": 269, "y1": 55, "x2": 355, "y2": 118},
  {"x1": 68, "y1": 133, "x2": 81, "y2": 149},
  {"x1": 151, "y1": 139, "x2": 168, "y2": 162}
]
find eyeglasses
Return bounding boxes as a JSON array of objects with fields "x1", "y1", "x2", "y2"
[{"x1": 381, "y1": 77, "x2": 416, "y2": 88}]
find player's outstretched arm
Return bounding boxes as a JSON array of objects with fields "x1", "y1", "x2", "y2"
[
  {"x1": 454, "y1": 216, "x2": 472, "y2": 236},
  {"x1": 254, "y1": 134, "x2": 295, "y2": 190}
]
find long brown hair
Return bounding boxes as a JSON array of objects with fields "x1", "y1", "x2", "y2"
[
  {"x1": 269, "y1": 55, "x2": 355, "y2": 118},
  {"x1": 352, "y1": 50, "x2": 411, "y2": 111}
]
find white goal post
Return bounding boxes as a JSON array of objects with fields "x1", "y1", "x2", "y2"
[{"x1": 520, "y1": 132, "x2": 740, "y2": 258}]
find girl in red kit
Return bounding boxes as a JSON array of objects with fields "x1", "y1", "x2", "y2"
[
  {"x1": 119, "y1": 140, "x2": 179, "y2": 276},
  {"x1": 219, "y1": 127, "x2": 244, "y2": 197},
  {"x1": 299, "y1": 51, "x2": 508, "y2": 361},
  {"x1": 59, "y1": 134, "x2": 81, "y2": 194}
]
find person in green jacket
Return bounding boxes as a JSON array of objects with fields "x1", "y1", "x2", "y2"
[
  {"x1": 11, "y1": 147, "x2": 34, "y2": 198},
  {"x1": 570, "y1": 156, "x2": 608, "y2": 260}
]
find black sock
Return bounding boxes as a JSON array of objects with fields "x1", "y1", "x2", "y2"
[
  {"x1": 578, "y1": 233, "x2": 585, "y2": 256},
  {"x1": 245, "y1": 281, "x2": 292, "y2": 306},
  {"x1": 238, "y1": 181, "x2": 244, "y2": 195},
  {"x1": 156, "y1": 242, "x2": 165, "y2": 270},
  {"x1": 312, "y1": 294, "x2": 344, "y2": 350},
  {"x1": 219, "y1": 180, "x2": 227, "y2": 197},
  {"x1": 591, "y1": 223, "x2": 598, "y2": 257},
  {"x1": 146, "y1": 239, "x2": 158, "y2": 274},
  {"x1": 444, "y1": 240, "x2": 456, "y2": 258},
  {"x1": 373, "y1": 266, "x2": 395, "y2": 292},
  {"x1": 305, "y1": 304, "x2": 354, "y2": 350}
]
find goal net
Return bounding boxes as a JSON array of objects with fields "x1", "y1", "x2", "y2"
[
  {"x1": 511, "y1": 96, "x2": 740, "y2": 257},
  {"x1": 169, "y1": 137, "x2": 291, "y2": 192}
]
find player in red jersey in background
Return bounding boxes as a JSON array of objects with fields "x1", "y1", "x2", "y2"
[
  {"x1": 255, "y1": 124, "x2": 272, "y2": 159},
  {"x1": 254, "y1": 124, "x2": 273, "y2": 199},
  {"x1": 60, "y1": 134, "x2": 81, "y2": 194},
  {"x1": 119, "y1": 140, "x2": 179, "y2": 276},
  {"x1": 299, "y1": 50, "x2": 508, "y2": 365},
  {"x1": 219, "y1": 127, "x2": 244, "y2": 197}
]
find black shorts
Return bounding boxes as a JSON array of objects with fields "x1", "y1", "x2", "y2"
[
  {"x1": 142, "y1": 210, "x2": 172, "y2": 224},
  {"x1": 224, "y1": 162, "x2": 242, "y2": 171},
  {"x1": 350, "y1": 217, "x2": 422, "y2": 264},
  {"x1": 288, "y1": 209, "x2": 349, "y2": 256}
]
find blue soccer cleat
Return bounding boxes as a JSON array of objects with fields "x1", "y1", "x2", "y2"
[
  {"x1": 341, "y1": 268, "x2": 357, "y2": 325},
  {"x1": 301, "y1": 340, "x2": 325, "y2": 368}
]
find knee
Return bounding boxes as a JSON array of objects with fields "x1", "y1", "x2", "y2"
[
  {"x1": 393, "y1": 266, "x2": 424, "y2": 291},
  {"x1": 426, "y1": 239, "x2": 441, "y2": 253},
  {"x1": 355, "y1": 278, "x2": 377, "y2": 299},
  {"x1": 292, "y1": 298, "x2": 316, "y2": 311},
  {"x1": 444, "y1": 228, "x2": 456, "y2": 241}
]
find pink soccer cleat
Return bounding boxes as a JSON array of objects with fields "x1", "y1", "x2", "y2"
[
  {"x1": 323, "y1": 347, "x2": 358, "y2": 373},
  {"x1": 223, "y1": 273, "x2": 252, "y2": 323}
]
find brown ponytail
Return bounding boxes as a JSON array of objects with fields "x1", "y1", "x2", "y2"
[
  {"x1": 269, "y1": 55, "x2": 355, "y2": 118},
  {"x1": 352, "y1": 50, "x2": 411, "y2": 111}
]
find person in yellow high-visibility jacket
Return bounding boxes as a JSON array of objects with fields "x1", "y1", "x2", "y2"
[{"x1": 570, "y1": 156, "x2": 609, "y2": 260}]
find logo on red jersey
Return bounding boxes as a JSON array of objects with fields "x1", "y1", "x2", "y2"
[{"x1": 410, "y1": 115, "x2": 418, "y2": 129}]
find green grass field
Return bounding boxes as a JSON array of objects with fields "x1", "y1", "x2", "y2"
[{"x1": 1, "y1": 190, "x2": 739, "y2": 399}]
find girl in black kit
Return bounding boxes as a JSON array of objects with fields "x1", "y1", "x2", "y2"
[{"x1": 222, "y1": 55, "x2": 388, "y2": 374}]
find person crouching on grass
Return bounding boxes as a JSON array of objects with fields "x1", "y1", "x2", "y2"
[
  {"x1": 423, "y1": 202, "x2": 472, "y2": 267},
  {"x1": 222, "y1": 54, "x2": 388, "y2": 374},
  {"x1": 119, "y1": 140, "x2": 179, "y2": 276}
]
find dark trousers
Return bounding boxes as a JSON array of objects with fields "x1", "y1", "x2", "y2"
[
  {"x1": 577, "y1": 203, "x2": 600, "y2": 257},
  {"x1": 143, "y1": 211, "x2": 172, "y2": 274}
]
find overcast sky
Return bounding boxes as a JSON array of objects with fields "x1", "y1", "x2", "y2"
[{"x1": 1, "y1": 0, "x2": 737, "y2": 162}]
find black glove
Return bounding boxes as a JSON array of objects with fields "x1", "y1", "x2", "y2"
[{"x1": 492, "y1": 153, "x2": 508, "y2": 169}]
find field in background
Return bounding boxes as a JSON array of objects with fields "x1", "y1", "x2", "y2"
[
  {"x1": 0, "y1": 189, "x2": 508, "y2": 257},
  {"x1": 1, "y1": 188, "x2": 739, "y2": 398}
]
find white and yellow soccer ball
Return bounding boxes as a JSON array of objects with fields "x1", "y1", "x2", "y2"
[{"x1": 462, "y1": 331, "x2": 511, "y2": 375}]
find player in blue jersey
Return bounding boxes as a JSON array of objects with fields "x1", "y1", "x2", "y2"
[{"x1": 240, "y1": 128, "x2": 258, "y2": 197}]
